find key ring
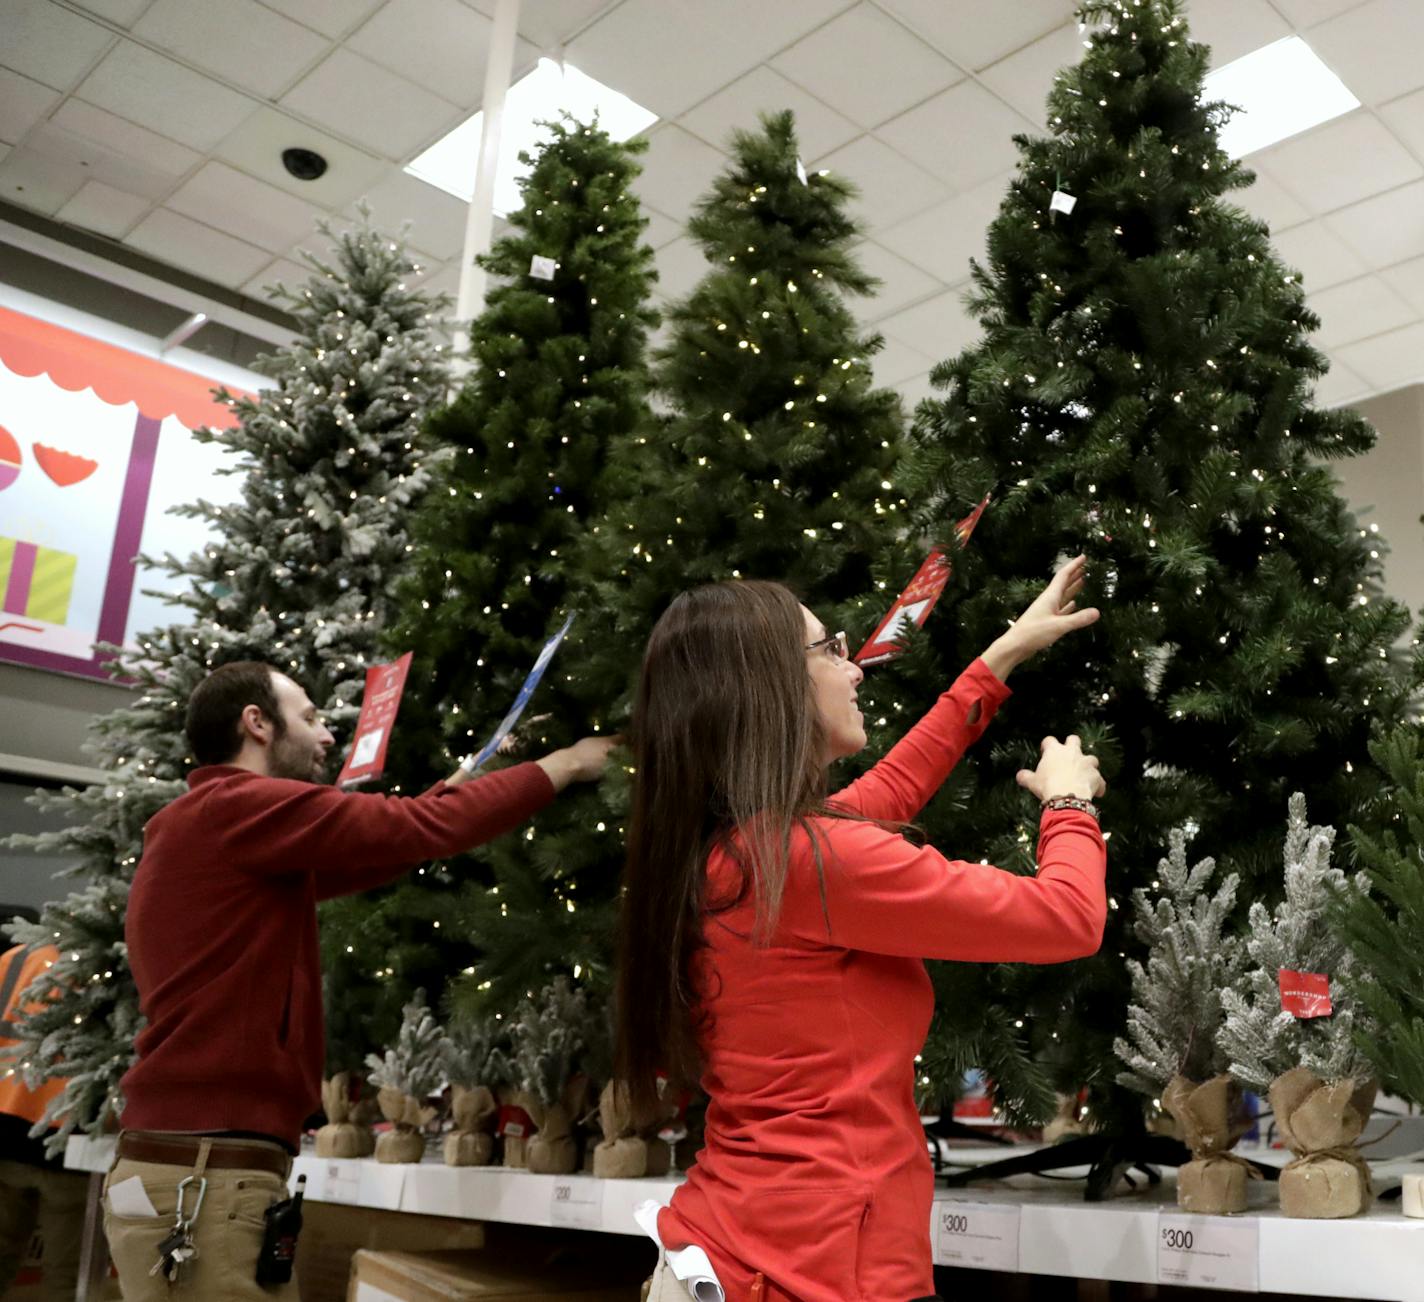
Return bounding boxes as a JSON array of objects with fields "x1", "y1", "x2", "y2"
[{"x1": 174, "y1": 1175, "x2": 207, "y2": 1230}]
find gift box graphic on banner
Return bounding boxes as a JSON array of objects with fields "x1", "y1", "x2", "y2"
[
  {"x1": 1, "y1": 537, "x2": 77, "y2": 626},
  {"x1": 0, "y1": 305, "x2": 248, "y2": 679}
]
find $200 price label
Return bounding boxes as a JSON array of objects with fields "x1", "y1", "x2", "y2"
[
  {"x1": 549, "y1": 1178, "x2": 601, "y2": 1230},
  {"x1": 933, "y1": 1200, "x2": 1020, "y2": 1272}
]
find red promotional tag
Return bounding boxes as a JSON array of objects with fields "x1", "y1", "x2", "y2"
[
  {"x1": 336, "y1": 652, "x2": 413, "y2": 788},
  {"x1": 856, "y1": 495, "x2": 990, "y2": 666},
  {"x1": 497, "y1": 1104, "x2": 534, "y2": 1138},
  {"x1": 1279, "y1": 969, "x2": 1333, "y2": 1019}
]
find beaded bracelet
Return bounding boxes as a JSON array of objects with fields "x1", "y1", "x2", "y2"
[{"x1": 1041, "y1": 795, "x2": 1100, "y2": 820}]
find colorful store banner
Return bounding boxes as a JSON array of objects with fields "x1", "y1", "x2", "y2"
[{"x1": 0, "y1": 305, "x2": 248, "y2": 680}]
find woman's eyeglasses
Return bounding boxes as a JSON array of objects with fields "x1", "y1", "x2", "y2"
[{"x1": 805, "y1": 631, "x2": 850, "y2": 661}]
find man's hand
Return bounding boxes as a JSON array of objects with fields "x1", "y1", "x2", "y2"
[
  {"x1": 536, "y1": 735, "x2": 622, "y2": 792},
  {"x1": 981, "y1": 555, "x2": 1100, "y2": 682}
]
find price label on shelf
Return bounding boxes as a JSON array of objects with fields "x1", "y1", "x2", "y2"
[
  {"x1": 1157, "y1": 1213, "x2": 1258, "y2": 1291},
  {"x1": 933, "y1": 1199, "x2": 1020, "y2": 1272},
  {"x1": 550, "y1": 1177, "x2": 602, "y2": 1230}
]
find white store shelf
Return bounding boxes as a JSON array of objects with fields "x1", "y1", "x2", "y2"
[{"x1": 68, "y1": 1137, "x2": 1424, "y2": 1299}]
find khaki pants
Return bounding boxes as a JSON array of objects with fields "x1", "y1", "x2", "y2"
[
  {"x1": 0, "y1": 1158, "x2": 89, "y2": 1302},
  {"x1": 102, "y1": 1152, "x2": 298, "y2": 1301},
  {"x1": 643, "y1": 1251, "x2": 694, "y2": 1301}
]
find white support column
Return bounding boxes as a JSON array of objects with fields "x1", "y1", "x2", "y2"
[{"x1": 453, "y1": 0, "x2": 521, "y2": 355}]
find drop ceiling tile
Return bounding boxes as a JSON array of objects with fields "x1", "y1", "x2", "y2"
[
  {"x1": 167, "y1": 160, "x2": 329, "y2": 252},
  {"x1": 0, "y1": 146, "x2": 88, "y2": 214},
  {"x1": 632, "y1": 125, "x2": 723, "y2": 225},
  {"x1": 1308, "y1": 0, "x2": 1424, "y2": 106},
  {"x1": 126, "y1": 206, "x2": 271, "y2": 285},
  {"x1": 133, "y1": 0, "x2": 328, "y2": 99},
  {"x1": 70, "y1": 0, "x2": 155, "y2": 21},
  {"x1": 1337, "y1": 320, "x2": 1424, "y2": 391},
  {"x1": 1378, "y1": 88, "x2": 1424, "y2": 162},
  {"x1": 1254, "y1": 112, "x2": 1419, "y2": 215},
  {"x1": 1324, "y1": 180, "x2": 1424, "y2": 270},
  {"x1": 1307, "y1": 274, "x2": 1416, "y2": 348},
  {"x1": 895, "y1": 368, "x2": 939, "y2": 409},
  {"x1": 875, "y1": 174, "x2": 1006, "y2": 286},
  {"x1": 652, "y1": 233, "x2": 706, "y2": 302},
  {"x1": 1270, "y1": 0, "x2": 1370, "y2": 25},
  {"x1": 1187, "y1": 0, "x2": 1292, "y2": 67},
  {"x1": 642, "y1": 207, "x2": 681, "y2": 250},
  {"x1": 77, "y1": 41, "x2": 257, "y2": 152},
  {"x1": 877, "y1": 288, "x2": 979, "y2": 361},
  {"x1": 771, "y1": 3, "x2": 962, "y2": 130},
  {"x1": 54, "y1": 177, "x2": 150, "y2": 237},
  {"x1": 877, "y1": 80, "x2": 1031, "y2": 193},
  {"x1": 350, "y1": 169, "x2": 468, "y2": 261},
  {"x1": 51, "y1": 97, "x2": 202, "y2": 195},
  {"x1": 1234, "y1": 163, "x2": 1312, "y2": 232},
  {"x1": 241, "y1": 255, "x2": 312, "y2": 303},
  {"x1": 1385, "y1": 255, "x2": 1424, "y2": 315},
  {"x1": 349, "y1": 0, "x2": 535, "y2": 109},
  {"x1": 0, "y1": 0, "x2": 115, "y2": 92},
  {"x1": 680, "y1": 67, "x2": 859, "y2": 163},
  {"x1": 853, "y1": 240, "x2": 945, "y2": 320},
  {"x1": 0, "y1": 68, "x2": 60, "y2": 146},
  {"x1": 871, "y1": 333, "x2": 937, "y2": 387},
  {"x1": 214, "y1": 106, "x2": 385, "y2": 209},
  {"x1": 568, "y1": 0, "x2": 853, "y2": 120},
  {"x1": 0, "y1": 143, "x2": 10, "y2": 167},
  {"x1": 1273, "y1": 219, "x2": 1370, "y2": 290},
  {"x1": 876, "y1": 0, "x2": 1076, "y2": 72},
  {"x1": 979, "y1": 21, "x2": 1082, "y2": 128},
  {"x1": 814, "y1": 132, "x2": 949, "y2": 229},
  {"x1": 256, "y1": 0, "x2": 382, "y2": 39},
  {"x1": 1310, "y1": 357, "x2": 1368, "y2": 407},
  {"x1": 281, "y1": 48, "x2": 460, "y2": 160}
]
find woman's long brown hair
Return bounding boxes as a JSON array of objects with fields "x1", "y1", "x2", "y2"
[{"x1": 615, "y1": 580, "x2": 832, "y2": 1122}]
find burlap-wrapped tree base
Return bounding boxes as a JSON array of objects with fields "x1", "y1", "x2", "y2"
[
  {"x1": 526, "y1": 1077, "x2": 587, "y2": 1175},
  {"x1": 1268, "y1": 1067, "x2": 1376, "y2": 1218},
  {"x1": 314, "y1": 1074, "x2": 375, "y2": 1158},
  {"x1": 375, "y1": 1086, "x2": 437, "y2": 1164},
  {"x1": 1162, "y1": 1074, "x2": 1259, "y2": 1215},
  {"x1": 593, "y1": 1081, "x2": 647, "y2": 1179},
  {"x1": 444, "y1": 1084, "x2": 498, "y2": 1166}
]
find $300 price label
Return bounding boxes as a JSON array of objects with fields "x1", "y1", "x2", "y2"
[
  {"x1": 1157, "y1": 1214, "x2": 1258, "y2": 1291},
  {"x1": 933, "y1": 1201, "x2": 1020, "y2": 1272}
]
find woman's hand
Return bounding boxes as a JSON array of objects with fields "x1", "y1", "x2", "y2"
[
  {"x1": 1016, "y1": 734, "x2": 1106, "y2": 802},
  {"x1": 981, "y1": 555, "x2": 1100, "y2": 682}
]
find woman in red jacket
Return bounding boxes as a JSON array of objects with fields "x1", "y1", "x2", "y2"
[{"x1": 616, "y1": 557, "x2": 1108, "y2": 1302}]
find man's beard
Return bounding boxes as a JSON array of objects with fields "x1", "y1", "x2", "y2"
[{"x1": 269, "y1": 733, "x2": 325, "y2": 783}]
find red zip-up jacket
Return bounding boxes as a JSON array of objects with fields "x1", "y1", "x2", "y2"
[
  {"x1": 658, "y1": 660, "x2": 1107, "y2": 1301},
  {"x1": 121, "y1": 762, "x2": 553, "y2": 1147}
]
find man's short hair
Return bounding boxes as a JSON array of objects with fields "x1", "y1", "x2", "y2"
[{"x1": 185, "y1": 661, "x2": 286, "y2": 766}]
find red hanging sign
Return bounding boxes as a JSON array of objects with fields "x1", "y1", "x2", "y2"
[
  {"x1": 1278, "y1": 969, "x2": 1333, "y2": 1020},
  {"x1": 336, "y1": 651, "x2": 413, "y2": 788},
  {"x1": 855, "y1": 495, "x2": 990, "y2": 666}
]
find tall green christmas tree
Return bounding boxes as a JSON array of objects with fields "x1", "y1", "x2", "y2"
[
  {"x1": 893, "y1": 0, "x2": 1420, "y2": 1133},
  {"x1": 2, "y1": 223, "x2": 450, "y2": 1143},
  {"x1": 321, "y1": 117, "x2": 660, "y2": 1044}
]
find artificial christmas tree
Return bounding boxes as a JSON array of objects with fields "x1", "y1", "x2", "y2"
[
  {"x1": 1219, "y1": 794, "x2": 1375, "y2": 1217},
  {"x1": 324, "y1": 116, "x2": 659, "y2": 1034},
  {"x1": 2, "y1": 222, "x2": 449, "y2": 1150},
  {"x1": 366, "y1": 991, "x2": 446, "y2": 1164},
  {"x1": 1114, "y1": 829, "x2": 1251, "y2": 1212},
  {"x1": 441, "y1": 1014, "x2": 510, "y2": 1166},
  {"x1": 897, "y1": 0, "x2": 1419, "y2": 1176},
  {"x1": 511, "y1": 977, "x2": 595, "y2": 1175}
]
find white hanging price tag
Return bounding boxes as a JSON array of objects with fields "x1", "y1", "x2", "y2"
[
  {"x1": 1157, "y1": 1213, "x2": 1258, "y2": 1291},
  {"x1": 933, "y1": 1199, "x2": 1020, "y2": 1272},
  {"x1": 550, "y1": 1177, "x2": 602, "y2": 1229},
  {"x1": 529, "y1": 255, "x2": 558, "y2": 280},
  {"x1": 1049, "y1": 189, "x2": 1078, "y2": 215}
]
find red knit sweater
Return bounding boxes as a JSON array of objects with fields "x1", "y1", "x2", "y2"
[
  {"x1": 121, "y1": 762, "x2": 553, "y2": 1147},
  {"x1": 658, "y1": 660, "x2": 1107, "y2": 1302}
]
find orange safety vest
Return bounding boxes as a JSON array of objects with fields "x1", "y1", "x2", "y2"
[{"x1": 0, "y1": 942, "x2": 67, "y2": 1126}]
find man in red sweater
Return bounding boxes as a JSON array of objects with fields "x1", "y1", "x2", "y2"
[{"x1": 101, "y1": 660, "x2": 614, "y2": 1300}]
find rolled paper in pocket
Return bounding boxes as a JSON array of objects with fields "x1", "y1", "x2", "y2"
[{"x1": 106, "y1": 1175, "x2": 159, "y2": 1219}]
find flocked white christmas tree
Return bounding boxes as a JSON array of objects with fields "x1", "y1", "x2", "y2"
[
  {"x1": 1115, "y1": 827, "x2": 1246, "y2": 1095},
  {"x1": 1217, "y1": 793, "x2": 1373, "y2": 1090},
  {"x1": 1, "y1": 219, "x2": 449, "y2": 1150},
  {"x1": 365, "y1": 990, "x2": 448, "y2": 1102}
]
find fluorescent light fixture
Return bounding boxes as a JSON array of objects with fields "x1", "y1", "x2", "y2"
[
  {"x1": 1205, "y1": 36, "x2": 1359, "y2": 158},
  {"x1": 405, "y1": 58, "x2": 658, "y2": 216}
]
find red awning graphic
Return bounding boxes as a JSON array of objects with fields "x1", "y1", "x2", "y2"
[{"x1": 0, "y1": 304, "x2": 245, "y2": 430}]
